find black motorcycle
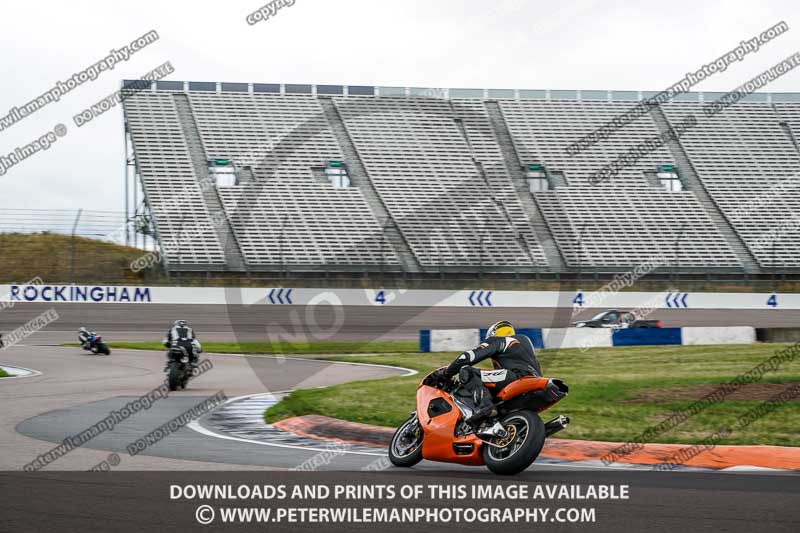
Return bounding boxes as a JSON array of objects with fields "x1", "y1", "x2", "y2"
[
  {"x1": 83, "y1": 333, "x2": 111, "y2": 355},
  {"x1": 166, "y1": 346, "x2": 193, "y2": 391}
]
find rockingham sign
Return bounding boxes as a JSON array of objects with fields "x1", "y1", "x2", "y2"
[
  {"x1": 2, "y1": 284, "x2": 800, "y2": 309},
  {"x1": 3, "y1": 284, "x2": 152, "y2": 303}
]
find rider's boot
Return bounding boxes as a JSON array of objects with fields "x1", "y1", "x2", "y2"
[
  {"x1": 476, "y1": 420, "x2": 508, "y2": 438},
  {"x1": 465, "y1": 387, "x2": 497, "y2": 426}
]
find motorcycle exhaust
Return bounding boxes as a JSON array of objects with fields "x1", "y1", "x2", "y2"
[{"x1": 544, "y1": 415, "x2": 570, "y2": 437}]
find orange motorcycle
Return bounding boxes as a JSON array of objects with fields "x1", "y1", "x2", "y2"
[{"x1": 389, "y1": 367, "x2": 569, "y2": 475}]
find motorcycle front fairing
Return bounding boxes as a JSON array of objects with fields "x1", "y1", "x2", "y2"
[{"x1": 416, "y1": 382, "x2": 485, "y2": 466}]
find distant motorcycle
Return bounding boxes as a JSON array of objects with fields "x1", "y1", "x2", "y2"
[
  {"x1": 81, "y1": 332, "x2": 111, "y2": 355},
  {"x1": 166, "y1": 345, "x2": 193, "y2": 391}
]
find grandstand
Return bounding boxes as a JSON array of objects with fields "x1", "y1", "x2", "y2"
[{"x1": 121, "y1": 82, "x2": 800, "y2": 276}]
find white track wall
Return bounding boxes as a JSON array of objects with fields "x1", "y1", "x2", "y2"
[
  {"x1": 681, "y1": 326, "x2": 757, "y2": 345},
  {"x1": 422, "y1": 327, "x2": 756, "y2": 352},
  {"x1": 1, "y1": 284, "x2": 798, "y2": 310}
]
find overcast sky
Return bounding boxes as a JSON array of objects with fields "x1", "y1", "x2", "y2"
[{"x1": 1, "y1": 0, "x2": 798, "y2": 221}]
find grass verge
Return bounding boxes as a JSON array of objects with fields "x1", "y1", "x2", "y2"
[
  {"x1": 105, "y1": 340, "x2": 418, "y2": 355},
  {"x1": 0, "y1": 232, "x2": 165, "y2": 284},
  {"x1": 264, "y1": 343, "x2": 800, "y2": 446},
  {"x1": 0, "y1": 369, "x2": 9, "y2": 378}
]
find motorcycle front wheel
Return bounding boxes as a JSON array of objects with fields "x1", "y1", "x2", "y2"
[
  {"x1": 482, "y1": 410, "x2": 546, "y2": 475},
  {"x1": 388, "y1": 414, "x2": 423, "y2": 467}
]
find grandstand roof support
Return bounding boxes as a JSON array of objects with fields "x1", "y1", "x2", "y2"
[{"x1": 124, "y1": 121, "x2": 131, "y2": 247}]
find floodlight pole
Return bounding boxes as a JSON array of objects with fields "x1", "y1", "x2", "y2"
[{"x1": 124, "y1": 122, "x2": 129, "y2": 248}]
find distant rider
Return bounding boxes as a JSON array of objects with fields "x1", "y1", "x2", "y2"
[
  {"x1": 444, "y1": 321, "x2": 542, "y2": 425},
  {"x1": 78, "y1": 326, "x2": 94, "y2": 349},
  {"x1": 163, "y1": 319, "x2": 202, "y2": 368}
]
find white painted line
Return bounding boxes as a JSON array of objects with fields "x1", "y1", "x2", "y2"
[
  {"x1": 187, "y1": 418, "x2": 386, "y2": 457},
  {"x1": 200, "y1": 351, "x2": 419, "y2": 377},
  {"x1": 189, "y1": 390, "x2": 386, "y2": 457},
  {"x1": 718, "y1": 465, "x2": 788, "y2": 472},
  {"x1": 0, "y1": 364, "x2": 42, "y2": 379}
]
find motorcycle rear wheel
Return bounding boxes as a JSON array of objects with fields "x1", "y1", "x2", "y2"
[
  {"x1": 388, "y1": 414, "x2": 423, "y2": 467},
  {"x1": 482, "y1": 410, "x2": 545, "y2": 475},
  {"x1": 168, "y1": 365, "x2": 181, "y2": 391}
]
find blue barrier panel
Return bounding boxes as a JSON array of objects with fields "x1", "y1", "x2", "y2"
[
  {"x1": 419, "y1": 330, "x2": 431, "y2": 353},
  {"x1": 612, "y1": 327, "x2": 682, "y2": 346},
  {"x1": 478, "y1": 328, "x2": 544, "y2": 349}
]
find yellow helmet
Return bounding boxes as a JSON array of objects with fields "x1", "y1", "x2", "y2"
[{"x1": 486, "y1": 320, "x2": 515, "y2": 339}]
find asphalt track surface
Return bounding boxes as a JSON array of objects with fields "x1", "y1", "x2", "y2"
[
  {"x1": 3, "y1": 302, "x2": 800, "y2": 343},
  {"x1": 1, "y1": 308, "x2": 798, "y2": 531},
  {"x1": 0, "y1": 344, "x2": 406, "y2": 471}
]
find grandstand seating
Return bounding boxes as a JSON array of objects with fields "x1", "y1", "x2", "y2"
[
  {"x1": 218, "y1": 183, "x2": 399, "y2": 266},
  {"x1": 484, "y1": 99, "x2": 746, "y2": 268},
  {"x1": 332, "y1": 96, "x2": 546, "y2": 267},
  {"x1": 188, "y1": 93, "x2": 342, "y2": 180},
  {"x1": 661, "y1": 102, "x2": 800, "y2": 267},
  {"x1": 535, "y1": 187, "x2": 740, "y2": 267},
  {"x1": 499, "y1": 99, "x2": 673, "y2": 186},
  {"x1": 124, "y1": 93, "x2": 226, "y2": 266},
  {"x1": 184, "y1": 92, "x2": 396, "y2": 266},
  {"x1": 450, "y1": 99, "x2": 548, "y2": 264},
  {"x1": 122, "y1": 83, "x2": 800, "y2": 273}
]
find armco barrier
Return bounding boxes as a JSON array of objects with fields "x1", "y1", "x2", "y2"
[
  {"x1": 418, "y1": 330, "x2": 431, "y2": 353},
  {"x1": 612, "y1": 327, "x2": 682, "y2": 346},
  {"x1": 542, "y1": 328, "x2": 613, "y2": 349},
  {"x1": 430, "y1": 329, "x2": 479, "y2": 352},
  {"x1": 419, "y1": 329, "x2": 479, "y2": 352},
  {"x1": 682, "y1": 326, "x2": 756, "y2": 345},
  {"x1": 420, "y1": 326, "x2": 758, "y2": 352}
]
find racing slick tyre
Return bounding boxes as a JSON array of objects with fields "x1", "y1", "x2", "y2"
[
  {"x1": 482, "y1": 410, "x2": 546, "y2": 475},
  {"x1": 168, "y1": 365, "x2": 181, "y2": 392},
  {"x1": 100, "y1": 346, "x2": 111, "y2": 355},
  {"x1": 389, "y1": 414, "x2": 423, "y2": 467}
]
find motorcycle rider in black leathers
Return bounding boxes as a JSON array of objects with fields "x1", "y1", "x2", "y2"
[
  {"x1": 162, "y1": 320, "x2": 202, "y2": 369},
  {"x1": 444, "y1": 321, "x2": 541, "y2": 426}
]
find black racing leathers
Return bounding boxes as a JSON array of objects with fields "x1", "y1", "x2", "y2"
[
  {"x1": 445, "y1": 334, "x2": 541, "y2": 379},
  {"x1": 163, "y1": 325, "x2": 201, "y2": 364},
  {"x1": 445, "y1": 334, "x2": 542, "y2": 424}
]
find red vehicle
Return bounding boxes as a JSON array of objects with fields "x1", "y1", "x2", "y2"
[{"x1": 388, "y1": 367, "x2": 569, "y2": 475}]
